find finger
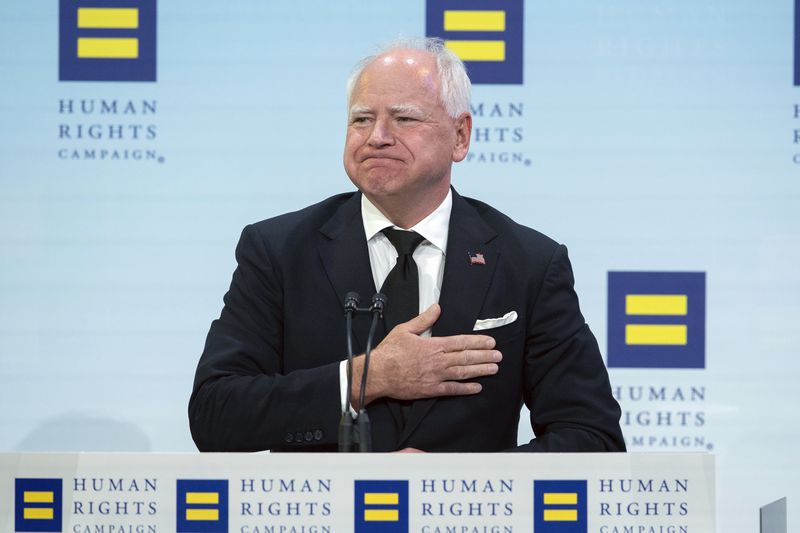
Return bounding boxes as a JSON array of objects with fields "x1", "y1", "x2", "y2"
[
  {"x1": 432, "y1": 348, "x2": 500, "y2": 369},
  {"x1": 443, "y1": 362, "x2": 499, "y2": 381},
  {"x1": 393, "y1": 447, "x2": 426, "y2": 453},
  {"x1": 438, "y1": 334, "x2": 496, "y2": 352},
  {"x1": 442, "y1": 349, "x2": 502, "y2": 367},
  {"x1": 399, "y1": 303, "x2": 441, "y2": 335},
  {"x1": 435, "y1": 381, "x2": 483, "y2": 396}
]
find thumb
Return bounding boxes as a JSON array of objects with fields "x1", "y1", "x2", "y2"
[{"x1": 401, "y1": 304, "x2": 441, "y2": 335}]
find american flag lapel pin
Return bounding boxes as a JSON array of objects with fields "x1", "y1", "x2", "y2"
[{"x1": 467, "y1": 251, "x2": 486, "y2": 265}]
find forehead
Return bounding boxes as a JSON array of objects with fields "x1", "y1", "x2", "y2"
[{"x1": 350, "y1": 49, "x2": 441, "y2": 106}]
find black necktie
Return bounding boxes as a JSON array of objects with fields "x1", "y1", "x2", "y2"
[
  {"x1": 379, "y1": 228, "x2": 425, "y2": 426},
  {"x1": 380, "y1": 228, "x2": 426, "y2": 331}
]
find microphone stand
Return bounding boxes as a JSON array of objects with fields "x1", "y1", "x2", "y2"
[
  {"x1": 338, "y1": 292, "x2": 359, "y2": 452},
  {"x1": 357, "y1": 293, "x2": 386, "y2": 453},
  {"x1": 338, "y1": 292, "x2": 386, "y2": 453}
]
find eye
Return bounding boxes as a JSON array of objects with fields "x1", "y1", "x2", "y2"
[
  {"x1": 350, "y1": 116, "x2": 371, "y2": 125},
  {"x1": 396, "y1": 116, "x2": 418, "y2": 123}
]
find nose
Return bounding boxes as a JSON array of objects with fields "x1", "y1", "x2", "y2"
[{"x1": 366, "y1": 117, "x2": 394, "y2": 148}]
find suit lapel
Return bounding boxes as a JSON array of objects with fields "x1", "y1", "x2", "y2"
[
  {"x1": 317, "y1": 192, "x2": 376, "y2": 355},
  {"x1": 399, "y1": 190, "x2": 500, "y2": 446}
]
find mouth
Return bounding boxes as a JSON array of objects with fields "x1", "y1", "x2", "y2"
[{"x1": 360, "y1": 155, "x2": 403, "y2": 164}]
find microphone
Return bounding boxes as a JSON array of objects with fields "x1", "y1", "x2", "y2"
[
  {"x1": 357, "y1": 293, "x2": 387, "y2": 452},
  {"x1": 344, "y1": 291, "x2": 360, "y2": 314},
  {"x1": 338, "y1": 291, "x2": 360, "y2": 452},
  {"x1": 370, "y1": 292, "x2": 387, "y2": 316}
]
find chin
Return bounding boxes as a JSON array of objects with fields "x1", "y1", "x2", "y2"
[{"x1": 356, "y1": 172, "x2": 406, "y2": 195}]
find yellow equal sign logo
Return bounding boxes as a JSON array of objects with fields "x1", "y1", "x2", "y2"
[
  {"x1": 608, "y1": 272, "x2": 705, "y2": 368},
  {"x1": 176, "y1": 479, "x2": 227, "y2": 533},
  {"x1": 443, "y1": 10, "x2": 506, "y2": 61},
  {"x1": 542, "y1": 492, "x2": 579, "y2": 522},
  {"x1": 364, "y1": 492, "x2": 400, "y2": 521},
  {"x1": 185, "y1": 491, "x2": 220, "y2": 521},
  {"x1": 76, "y1": 7, "x2": 140, "y2": 59},
  {"x1": 354, "y1": 480, "x2": 408, "y2": 532},
  {"x1": 15, "y1": 478, "x2": 62, "y2": 532},
  {"x1": 59, "y1": 0, "x2": 156, "y2": 81},
  {"x1": 426, "y1": 0, "x2": 524, "y2": 84},
  {"x1": 23, "y1": 490, "x2": 55, "y2": 520},
  {"x1": 534, "y1": 480, "x2": 587, "y2": 532},
  {"x1": 625, "y1": 294, "x2": 688, "y2": 345}
]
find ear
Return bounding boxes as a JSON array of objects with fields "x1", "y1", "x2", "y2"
[{"x1": 451, "y1": 113, "x2": 472, "y2": 162}]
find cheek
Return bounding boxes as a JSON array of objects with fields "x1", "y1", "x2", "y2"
[
  {"x1": 343, "y1": 136, "x2": 367, "y2": 180},
  {"x1": 344, "y1": 130, "x2": 367, "y2": 152},
  {"x1": 414, "y1": 142, "x2": 452, "y2": 168},
  {"x1": 343, "y1": 136, "x2": 358, "y2": 162}
]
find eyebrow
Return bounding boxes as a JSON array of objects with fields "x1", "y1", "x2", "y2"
[
  {"x1": 348, "y1": 103, "x2": 428, "y2": 119},
  {"x1": 388, "y1": 104, "x2": 426, "y2": 116},
  {"x1": 349, "y1": 104, "x2": 371, "y2": 117}
]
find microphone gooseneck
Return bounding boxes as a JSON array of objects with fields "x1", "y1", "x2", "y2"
[
  {"x1": 356, "y1": 294, "x2": 385, "y2": 453},
  {"x1": 344, "y1": 291, "x2": 360, "y2": 411},
  {"x1": 338, "y1": 291, "x2": 360, "y2": 452},
  {"x1": 338, "y1": 291, "x2": 386, "y2": 453}
]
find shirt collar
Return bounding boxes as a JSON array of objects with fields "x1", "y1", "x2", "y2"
[{"x1": 361, "y1": 189, "x2": 452, "y2": 254}]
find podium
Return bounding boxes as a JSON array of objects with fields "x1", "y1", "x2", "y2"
[{"x1": 1, "y1": 452, "x2": 715, "y2": 531}]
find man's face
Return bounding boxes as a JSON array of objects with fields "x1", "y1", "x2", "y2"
[{"x1": 343, "y1": 49, "x2": 470, "y2": 205}]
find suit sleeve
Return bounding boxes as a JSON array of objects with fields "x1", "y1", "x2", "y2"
[
  {"x1": 188, "y1": 224, "x2": 342, "y2": 451},
  {"x1": 514, "y1": 244, "x2": 626, "y2": 452}
]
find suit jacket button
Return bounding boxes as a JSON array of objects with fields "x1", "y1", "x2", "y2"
[
  {"x1": 314, "y1": 430, "x2": 323, "y2": 441},
  {"x1": 285, "y1": 433, "x2": 293, "y2": 443},
  {"x1": 304, "y1": 431, "x2": 313, "y2": 442}
]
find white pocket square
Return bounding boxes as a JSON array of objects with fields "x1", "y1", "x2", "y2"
[{"x1": 473, "y1": 311, "x2": 518, "y2": 331}]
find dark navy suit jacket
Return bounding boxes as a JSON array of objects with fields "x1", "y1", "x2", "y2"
[{"x1": 189, "y1": 190, "x2": 625, "y2": 452}]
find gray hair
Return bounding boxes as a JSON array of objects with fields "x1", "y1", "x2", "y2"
[{"x1": 345, "y1": 37, "x2": 472, "y2": 119}]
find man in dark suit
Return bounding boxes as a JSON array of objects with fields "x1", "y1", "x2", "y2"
[{"x1": 189, "y1": 38, "x2": 624, "y2": 453}]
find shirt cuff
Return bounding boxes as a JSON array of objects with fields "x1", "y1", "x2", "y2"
[{"x1": 339, "y1": 360, "x2": 357, "y2": 415}]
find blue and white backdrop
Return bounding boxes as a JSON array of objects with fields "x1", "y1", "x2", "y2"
[{"x1": 1, "y1": 1, "x2": 798, "y2": 531}]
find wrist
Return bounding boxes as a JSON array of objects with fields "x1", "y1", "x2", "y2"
[{"x1": 350, "y1": 353, "x2": 383, "y2": 409}]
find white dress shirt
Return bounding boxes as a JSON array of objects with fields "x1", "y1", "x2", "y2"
[{"x1": 339, "y1": 190, "x2": 453, "y2": 412}]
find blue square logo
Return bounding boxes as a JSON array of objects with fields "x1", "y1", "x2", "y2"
[
  {"x1": 608, "y1": 271, "x2": 706, "y2": 368},
  {"x1": 533, "y1": 480, "x2": 587, "y2": 533},
  {"x1": 15, "y1": 478, "x2": 63, "y2": 533},
  {"x1": 354, "y1": 480, "x2": 408, "y2": 533},
  {"x1": 176, "y1": 479, "x2": 228, "y2": 533},
  {"x1": 426, "y1": 0, "x2": 523, "y2": 84},
  {"x1": 59, "y1": 0, "x2": 157, "y2": 82}
]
